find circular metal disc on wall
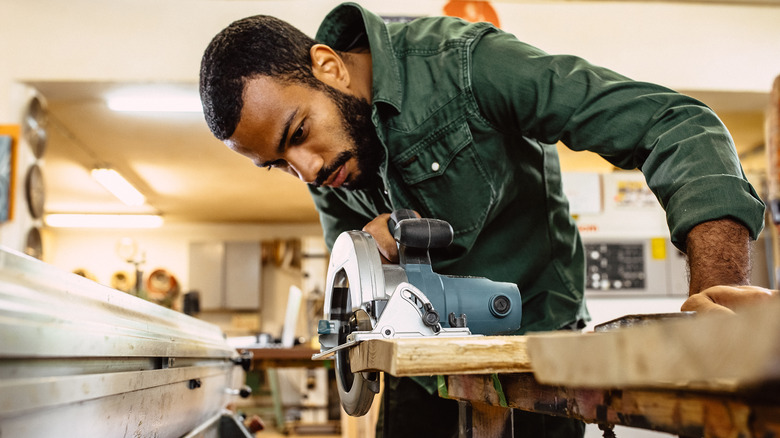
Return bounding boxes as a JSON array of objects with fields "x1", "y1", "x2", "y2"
[
  {"x1": 111, "y1": 271, "x2": 135, "y2": 293},
  {"x1": 25, "y1": 164, "x2": 45, "y2": 219},
  {"x1": 24, "y1": 227, "x2": 43, "y2": 260},
  {"x1": 147, "y1": 269, "x2": 178, "y2": 295},
  {"x1": 22, "y1": 95, "x2": 48, "y2": 159}
]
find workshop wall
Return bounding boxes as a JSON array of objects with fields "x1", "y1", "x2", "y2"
[
  {"x1": 44, "y1": 222, "x2": 325, "y2": 337},
  {"x1": 1, "y1": 4, "x2": 777, "y2": 436},
  {"x1": 2, "y1": 0, "x2": 780, "y2": 255}
]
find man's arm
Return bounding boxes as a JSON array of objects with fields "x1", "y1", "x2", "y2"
[
  {"x1": 681, "y1": 218, "x2": 777, "y2": 313},
  {"x1": 686, "y1": 218, "x2": 751, "y2": 294}
]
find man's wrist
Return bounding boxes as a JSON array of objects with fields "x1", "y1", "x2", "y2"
[{"x1": 685, "y1": 218, "x2": 751, "y2": 295}]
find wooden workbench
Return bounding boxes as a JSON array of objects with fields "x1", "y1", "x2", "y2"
[
  {"x1": 349, "y1": 298, "x2": 780, "y2": 437},
  {"x1": 239, "y1": 346, "x2": 336, "y2": 434},
  {"x1": 246, "y1": 345, "x2": 327, "y2": 369}
]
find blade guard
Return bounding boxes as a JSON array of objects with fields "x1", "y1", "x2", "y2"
[{"x1": 324, "y1": 231, "x2": 386, "y2": 320}]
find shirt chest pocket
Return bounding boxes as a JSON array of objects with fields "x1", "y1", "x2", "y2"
[{"x1": 389, "y1": 122, "x2": 495, "y2": 236}]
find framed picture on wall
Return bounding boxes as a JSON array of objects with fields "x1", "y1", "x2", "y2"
[{"x1": 0, "y1": 134, "x2": 14, "y2": 223}]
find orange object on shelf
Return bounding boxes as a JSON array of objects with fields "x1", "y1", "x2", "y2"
[{"x1": 443, "y1": 1, "x2": 501, "y2": 28}]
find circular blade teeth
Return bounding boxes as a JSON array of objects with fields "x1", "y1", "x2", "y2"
[
  {"x1": 336, "y1": 308, "x2": 379, "y2": 416},
  {"x1": 324, "y1": 231, "x2": 386, "y2": 417},
  {"x1": 335, "y1": 344, "x2": 379, "y2": 416},
  {"x1": 349, "y1": 308, "x2": 374, "y2": 332}
]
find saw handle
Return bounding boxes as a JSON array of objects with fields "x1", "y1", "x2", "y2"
[
  {"x1": 388, "y1": 209, "x2": 454, "y2": 250},
  {"x1": 388, "y1": 209, "x2": 454, "y2": 266}
]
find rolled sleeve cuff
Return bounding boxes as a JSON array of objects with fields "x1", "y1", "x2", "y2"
[{"x1": 666, "y1": 175, "x2": 765, "y2": 252}]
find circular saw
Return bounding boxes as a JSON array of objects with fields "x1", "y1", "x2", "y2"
[{"x1": 313, "y1": 210, "x2": 523, "y2": 416}]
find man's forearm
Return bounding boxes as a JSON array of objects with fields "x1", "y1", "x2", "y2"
[{"x1": 685, "y1": 218, "x2": 752, "y2": 295}]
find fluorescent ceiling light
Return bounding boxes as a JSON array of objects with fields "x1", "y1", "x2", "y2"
[
  {"x1": 91, "y1": 168, "x2": 145, "y2": 206},
  {"x1": 45, "y1": 214, "x2": 164, "y2": 229},
  {"x1": 107, "y1": 89, "x2": 202, "y2": 113}
]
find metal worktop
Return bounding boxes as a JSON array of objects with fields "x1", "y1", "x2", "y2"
[{"x1": 0, "y1": 247, "x2": 249, "y2": 437}]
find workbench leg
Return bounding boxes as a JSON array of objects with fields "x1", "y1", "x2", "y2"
[
  {"x1": 458, "y1": 401, "x2": 513, "y2": 438},
  {"x1": 266, "y1": 368, "x2": 286, "y2": 432}
]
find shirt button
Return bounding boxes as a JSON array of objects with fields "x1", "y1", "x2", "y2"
[{"x1": 431, "y1": 162, "x2": 440, "y2": 172}]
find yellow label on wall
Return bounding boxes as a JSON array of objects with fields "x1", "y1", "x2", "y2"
[{"x1": 651, "y1": 237, "x2": 667, "y2": 260}]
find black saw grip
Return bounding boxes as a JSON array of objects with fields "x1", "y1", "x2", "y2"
[{"x1": 388, "y1": 209, "x2": 453, "y2": 250}]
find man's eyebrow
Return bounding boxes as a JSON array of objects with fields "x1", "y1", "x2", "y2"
[{"x1": 276, "y1": 109, "x2": 298, "y2": 154}]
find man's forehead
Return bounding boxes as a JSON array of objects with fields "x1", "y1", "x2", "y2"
[
  {"x1": 224, "y1": 117, "x2": 268, "y2": 161},
  {"x1": 230, "y1": 79, "x2": 289, "y2": 149}
]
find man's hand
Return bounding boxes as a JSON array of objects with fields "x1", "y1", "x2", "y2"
[
  {"x1": 683, "y1": 218, "x2": 778, "y2": 314},
  {"x1": 362, "y1": 213, "x2": 398, "y2": 263},
  {"x1": 681, "y1": 285, "x2": 778, "y2": 315},
  {"x1": 362, "y1": 211, "x2": 422, "y2": 263}
]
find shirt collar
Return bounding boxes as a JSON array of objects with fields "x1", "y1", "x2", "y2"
[{"x1": 316, "y1": 2, "x2": 403, "y2": 112}]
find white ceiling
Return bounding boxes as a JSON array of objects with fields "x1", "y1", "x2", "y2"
[
  {"x1": 21, "y1": 0, "x2": 778, "y2": 226},
  {"x1": 33, "y1": 81, "x2": 321, "y2": 224}
]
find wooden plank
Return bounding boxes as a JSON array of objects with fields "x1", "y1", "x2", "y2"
[
  {"x1": 766, "y1": 73, "x2": 780, "y2": 285},
  {"x1": 341, "y1": 298, "x2": 780, "y2": 437},
  {"x1": 349, "y1": 336, "x2": 532, "y2": 376},
  {"x1": 445, "y1": 373, "x2": 780, "y2": 438},
  {"x1": 526, "y1": 298, "x2": 780, "y2": 389},
  {"x1": 349, "y1": 297, "x2": 780, "y2": 387}
]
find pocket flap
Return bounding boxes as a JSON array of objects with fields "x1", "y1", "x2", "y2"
[{"x1": 392, "y1": 122, "x2": 473, "y2": 185}]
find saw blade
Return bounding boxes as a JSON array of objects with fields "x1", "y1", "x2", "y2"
[
  {"x1": 335, "y1": 309, "x2": 379, "y2": 416},
  {"x1": 324, "y1": 232, "x2": 387, "y2": 416}
]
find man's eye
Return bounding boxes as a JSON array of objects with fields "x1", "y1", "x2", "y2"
[
  {"x1": 290, "y1": 122, "x2": 305, "y2": 145},
  {"x1": 263, "y1": 160, "x2": 286, "y2": 170}
]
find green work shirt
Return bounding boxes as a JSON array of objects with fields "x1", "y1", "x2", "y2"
[{"x1": 310, "y1": 3, "x2": 765, "y2": 335}]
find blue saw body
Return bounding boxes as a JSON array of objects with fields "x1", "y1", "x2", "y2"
[
  {"x1": 401, "y1": 262, "x2": 522, "y2": 335},
  {"x1": 316, "y1": 209, "x2": 522, "y2": 417}
]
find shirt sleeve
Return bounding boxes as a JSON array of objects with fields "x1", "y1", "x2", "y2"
[{"x1": 469, "y1": 29, "x2": 765, "y2": 250}]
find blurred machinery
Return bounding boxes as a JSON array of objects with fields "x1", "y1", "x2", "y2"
[
  {"x1": 0, "y1": 247, "x2": 253, "y2": 437},
  {"x1": 566, "y1": 171, "x2": 771, "y2": 298}
]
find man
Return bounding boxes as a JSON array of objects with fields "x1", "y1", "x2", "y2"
[{"x1": 199, "y1": 3, "x2": 774, "y2": 436}]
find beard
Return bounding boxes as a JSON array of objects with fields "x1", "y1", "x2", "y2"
[{"x1": 313, "y1": 83, "x2": 385, "y2": 191}]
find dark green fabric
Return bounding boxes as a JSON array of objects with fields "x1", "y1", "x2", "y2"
[
  {"x1": 312, "y1": 3, "x2": 764, "y2": 433},
  {"x1": 311, "y1": 2, "x2": 764, "y2": 336}
]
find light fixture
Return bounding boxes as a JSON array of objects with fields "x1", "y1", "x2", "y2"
[
  {"x1": 45, "y1": 214, "x2": 164, "y2": 229},
  {"x1": 91, "y1": 168, "x2": 145, "y2": 206},
  {"x1": 106, "y1": 87, "x2": 202, "y2": 113}
]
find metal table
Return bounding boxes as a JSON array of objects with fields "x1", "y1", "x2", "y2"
[{"x1": 0, "y1": 247, "x2": 252, "y2": 437}]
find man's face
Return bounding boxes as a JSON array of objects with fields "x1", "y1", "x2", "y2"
[{"x1": 226, "y1": 76, "x2": 383, "y2": 190}]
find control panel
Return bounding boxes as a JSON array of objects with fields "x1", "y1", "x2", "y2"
[
  {"x1": 585, "y1": 243, "x2": 646, "y2": 291},
  {"x1": 582, "y1": 238, "x2": 687, "y2": 296}
]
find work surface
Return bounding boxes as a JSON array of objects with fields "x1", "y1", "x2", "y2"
[{"x1": 348, "y1": 298, "x2": 780, "y2": 437}]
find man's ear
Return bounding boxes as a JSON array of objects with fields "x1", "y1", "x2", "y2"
[{"x1": 310, "y1": 44, "x2": 349, "y2": 89}]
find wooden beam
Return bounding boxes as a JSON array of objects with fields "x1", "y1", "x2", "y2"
[
  {"x1": 343, "y1": 299, "x2": 780, "y2": 437},
  {"x1": 458, "y1": 401, "x2": 513, "y2": 438},
  {"x1": 350, "y1": 298, "x2": 780, "y2": 389},
  {"x1": 247, "y1": 347, "x2": 329, "y2": 369},
  {"x1": 343, "y1": 296, "x2": 780, "y2": 437},
  {"x1": 444, "y1": 373, "x2": 780, "y2": 438},
  {"x1": 766, "y1": 74, "x2": 780, "y2": 285},
  {"x1": 349, "y1": 336, "x2": 532, "y2": 376},
  {"x1": 526, "y1": 298, "x2": 780, "y2": 389}
]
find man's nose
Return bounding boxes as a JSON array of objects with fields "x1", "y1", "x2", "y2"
[{"x1": 285, "y1": 148, "x2": 321, "y2": 184}]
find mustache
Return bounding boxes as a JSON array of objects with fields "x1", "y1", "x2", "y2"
[{"x1": 314, "y1": 150, "x2": 353, "y2": 187}]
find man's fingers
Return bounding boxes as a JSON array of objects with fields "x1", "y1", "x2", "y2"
[
  {"x1": 681, "y1": 285, "x2": 777, "y2": 314},
  {"x1": 680, "y1": 294, "x2": 735, "y2": 315},
  {"x1": 362, "y1": 213, "x2": 398, "y2": 264}
]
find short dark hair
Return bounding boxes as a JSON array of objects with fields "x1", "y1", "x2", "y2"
[{"x1": 199, "y1": 15, "x2": 319, "y2": 140}]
